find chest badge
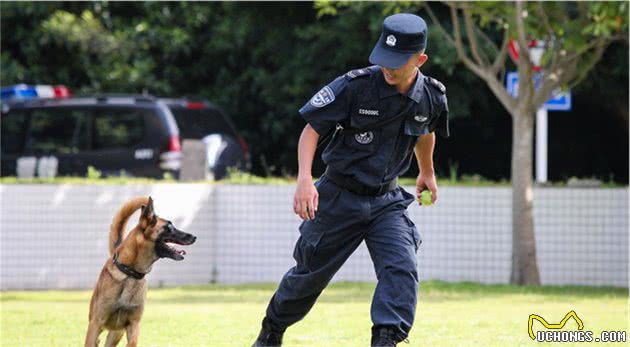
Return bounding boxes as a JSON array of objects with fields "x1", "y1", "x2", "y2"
[
  {"x1": 354, "y1": 131, "x2": 374, "y2": 145},
  {"x1": 414, "y1": 115, "x2": 429, "y2": 123}
]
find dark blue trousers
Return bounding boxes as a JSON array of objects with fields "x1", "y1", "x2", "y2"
[{"x1": 265, "y1": 176, "x2": 421, "y2": 338}]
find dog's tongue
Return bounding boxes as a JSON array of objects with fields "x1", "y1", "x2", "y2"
[{"x1": 166, "y1": 242, "x2": 186, "y2": 256}]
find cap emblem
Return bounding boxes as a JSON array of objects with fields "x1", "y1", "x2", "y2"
[{"x1": 386, "y1": 35, "x2": 397, "y2": 47}]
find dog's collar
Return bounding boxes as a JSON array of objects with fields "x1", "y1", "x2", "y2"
[{"x1": 112, "y1": 253, "x2": 146, "y2": 280}]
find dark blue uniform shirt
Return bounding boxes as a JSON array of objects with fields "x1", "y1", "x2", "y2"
[{"x1": 299, "y1": 66, "x2": 449, "y2": 188}]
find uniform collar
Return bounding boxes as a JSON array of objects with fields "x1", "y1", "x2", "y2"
[
  {"x1": 407, "y1": 69, "x2": 424, "y2": 103},
  {"x1": 376, "y1": 69, "x2": 400, "y2": 99},
  {"x1": 377, "y1": 68, "x2": 424, "y2": 103}
]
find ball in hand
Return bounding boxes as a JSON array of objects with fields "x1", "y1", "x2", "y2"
[{"x1": 419, "y1": 190, "x2": 433, "y2": 206}]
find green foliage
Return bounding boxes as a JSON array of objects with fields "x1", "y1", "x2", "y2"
[
  {"x1": 476, "y1": 2, "x2": 627, "y2": 80},
  {"x1": 86, "y1": 165, "x2": 102, "y2": 179},
  {"x1": 41, "y1": 10, "x2": 118, "y2": 53},
  {"x1": 582, "y1": 1, "x2": 628, "y2": 37},
  {"x1": 0, "y1": 1, "x2": 627, "y2": 181},
  {"x1": 448, "y1": 160, "x2": 459, "y2": 183}
]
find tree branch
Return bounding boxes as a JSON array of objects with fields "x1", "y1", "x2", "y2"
[
  {"x1": 534, "y1": 2, "x2": 559, "y2": 72},
  {"x1": 492, "y1": 29, "x2": 510, "y2": 75},
  {"x1": 448, "y1": 3, "x2": 486, "y2": 77},
  {"x1": 576, "y1": 1, "x2": 589, "y2": 22},
  {"x1": 515, "y1": 1, "x2": 533, "y2": 69},
  {"x1": 566, "y1": 41, "x2": 608, "y2": 90},
  {"x1": 463, "y1": 5, "x2": 489, "y2": 66},
  {"x1": 422, "y1": 2, "x2": 456, "y2": 47},
  {"x1": 475, "y1": 25, "x2": 500, "y2": 54},
  {"x1": 485, "y1": 74, "x2": 518, "y2": 116},
  {"x1": 515, "y1": 1, "x2": 534, "y2": 108},
  {"x1": 533, "y1": 74, "x2": 561, "y2": 108},
  {"x1": 447, "y1": 3, "x2": 516, "y2": 112},
  {"x1": 564, "y1": 33, "x2": 626, "y2": 63},
  {"x1": 536, "y1": 2, "x2": 555, "y2": 39},
  {"x1": 533, "y1": 39, "x2": 605, "y2": 108}
]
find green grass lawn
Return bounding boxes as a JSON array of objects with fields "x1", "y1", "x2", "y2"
[{"x1": 1, "y1": 281, "x2": 627, "y2": 346}]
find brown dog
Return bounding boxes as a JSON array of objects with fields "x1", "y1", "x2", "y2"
[{"x1": 85, "y1": 196, "x2": 196, "y2": 347}]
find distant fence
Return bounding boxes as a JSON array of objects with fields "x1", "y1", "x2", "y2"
[{"x1": 0, "y1": 184, "x2": 627, "y2": 290}]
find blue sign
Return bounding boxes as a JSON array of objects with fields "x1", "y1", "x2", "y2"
[{"x1": 506, "y1": 72, "x2": 572, "y2": 111}]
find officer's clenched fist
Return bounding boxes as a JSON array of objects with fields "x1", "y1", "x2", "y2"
[{"x1": 293, "y1": 177, "x2": 319, "y2": 221}]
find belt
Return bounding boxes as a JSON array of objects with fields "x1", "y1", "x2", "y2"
[{"x1": 323, "y1": 167, "x2": 398, "y2": 196}]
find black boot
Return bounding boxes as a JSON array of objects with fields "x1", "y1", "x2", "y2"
[
  {"x1": 252, "y1": 317, "x2": 285, "y2": 347},
  {"x1": 371, "y1": 326, "x2": 404, "y2": 347}
]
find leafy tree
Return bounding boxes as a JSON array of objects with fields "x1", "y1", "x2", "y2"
[
  {"x1": 421, "y1": 1, "x2": 628, "y2": 285},
  {"x1": 1, "y1": 1, "x2": 626, "y2": 194}
]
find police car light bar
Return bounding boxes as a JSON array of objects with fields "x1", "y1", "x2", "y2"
[{"x1": 0, "y1": 84, "x2": 71, "y2": 101}]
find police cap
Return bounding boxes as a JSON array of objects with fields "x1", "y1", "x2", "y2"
[{"x1": 369, "y1": 13, "x2": 428, "y2": 69}]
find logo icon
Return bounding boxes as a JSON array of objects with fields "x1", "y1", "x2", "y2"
[
  {"x1": 355, "y1": 131, "x2": 374, "y2": 144},
  {"x1": 528, "y1": 311, "x2": 625, "y2": 343},
  {"x1": 386, "y1": 35, "x2": 396, "y2": 47},
  {"x1": 528, "y1": 311, "x2": 584, "y2": 340}
]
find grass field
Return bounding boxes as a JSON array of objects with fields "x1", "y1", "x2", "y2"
[{"x1": 1, "y1": 281, "x2": 627, "y2": 346}]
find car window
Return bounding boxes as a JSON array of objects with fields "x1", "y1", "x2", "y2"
[
  {"x1": 170, "y1": 108, "x2": 237, "y2": 139},
  {"x1": 93, "y1": 109, "x2": 145, "y2": 150},
  {"x1": 1, "y1": 109, "x2": 28, "y2": 155},
  {"x1": 24, "y1": 109, "x2": 89, "y2": 154}
]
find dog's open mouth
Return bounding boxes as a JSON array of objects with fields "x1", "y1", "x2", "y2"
[
  {"x1": 156, "y1": 233, "x2": 196, "y2": 261},
  {"x1": 166, "y1": 241, "x2": 187, "y2": 256}
]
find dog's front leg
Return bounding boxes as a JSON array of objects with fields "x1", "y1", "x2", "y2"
[
  {"x1": 85, "y1": 321, "x2": 103, "y2": 347},
  {"x1": 125, "y1": 321, "x2": 141, "y2": 347}
]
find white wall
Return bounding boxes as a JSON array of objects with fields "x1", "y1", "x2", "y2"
[{"x1": 0, "y1": 184, "x2": 627, "y2": 289}]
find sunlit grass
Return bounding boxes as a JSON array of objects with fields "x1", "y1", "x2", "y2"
[{"x1": 1, "y1": 281, "x2": 627, "y2": 346}]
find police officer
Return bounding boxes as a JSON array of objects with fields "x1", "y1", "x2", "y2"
[{"x1": 253, "y1": 13, "x2": 449, "y2": 347}]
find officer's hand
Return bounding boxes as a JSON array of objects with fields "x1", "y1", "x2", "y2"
[
  {"x1": 293, "y1": 176, "x2": 319, "y2": 221},
  {"x1": 416, "y1": 173, "x2": 438, "y2": 205}
]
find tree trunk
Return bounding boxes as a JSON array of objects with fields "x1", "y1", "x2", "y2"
[{"x1": 509, "y1": 110, "x2": 541, "y2": 285}]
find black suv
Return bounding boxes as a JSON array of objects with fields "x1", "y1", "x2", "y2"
[
  {"x1": 161, "y1": 98, "x2": 250, "y2": 179},
  {"x1": 1, "y1": 91, "x2": 250, "y2": 179}
]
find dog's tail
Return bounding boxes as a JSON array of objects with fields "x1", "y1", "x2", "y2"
[{"x1": 109, "y1": 196, "x2": 151, "y2": 255}]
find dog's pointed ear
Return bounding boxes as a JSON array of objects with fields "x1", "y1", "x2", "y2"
[{"x1": 140, "y1": 197, "x2": 157, "y2": 229}]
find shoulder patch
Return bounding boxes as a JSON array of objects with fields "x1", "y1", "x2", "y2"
[
  {"x1": 425, "y1": 76, "x2": 446, "y2": 94},
  {"x1": 309, "y1": 86, "x2": 335, "y2": 108},
  {"x1": 345, "y1": 66, "x2": 378, "y2": 80}
]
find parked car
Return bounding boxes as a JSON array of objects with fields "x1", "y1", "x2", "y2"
[
  {"x1": 0, "y1": 84, "x2": 250, "y2": 180},
  {"x1": 160, "y1": 98, "x2": 251, "y2": 179}
]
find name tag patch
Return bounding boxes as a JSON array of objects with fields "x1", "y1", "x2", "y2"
[
  {"x1": 358, "y1": 109, "x2": 379, "y2": 116},
  {"x1": 310, "y1": 86, "x2": 335, "y2": 108}
]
